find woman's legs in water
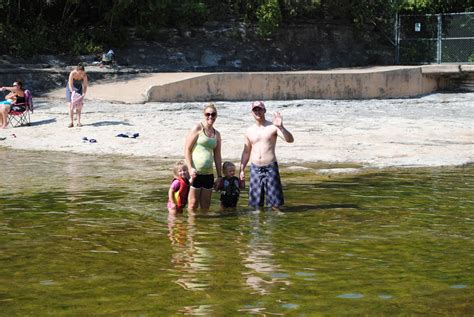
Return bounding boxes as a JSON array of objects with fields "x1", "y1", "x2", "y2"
[
  {"x1": 199, "y1": 188, "x2": 212, "y2": 211},
  {"x1": 187, "y1": 187, "x2": 213, "y2": 212},
  {"x1": 188, "y1": 187, "x2": 200, "y2": 212}
]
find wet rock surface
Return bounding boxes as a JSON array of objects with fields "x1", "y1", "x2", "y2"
[{"x1": 1, "y1": 93, "x2": 473, "y2": 167}]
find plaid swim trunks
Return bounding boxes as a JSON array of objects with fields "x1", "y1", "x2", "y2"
[{"x1": 248, "y1": 161, "x2": 284, "y2": 207}]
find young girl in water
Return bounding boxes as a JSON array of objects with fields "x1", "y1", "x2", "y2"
[
  {"x1": 216, "y1": 161, "x2": 245, "y2": 209},
  {"x1": 167, "y1": 160, "x2": 192, "y2": 215}
]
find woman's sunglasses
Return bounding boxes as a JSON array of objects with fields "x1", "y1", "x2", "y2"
[{"x1": 205, "y1": 112, "x2": 217, "y2": 118}]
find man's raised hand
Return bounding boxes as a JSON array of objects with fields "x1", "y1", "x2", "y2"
[{"x1": 273, "y1": 112, "x2": 283, "y2": 128}]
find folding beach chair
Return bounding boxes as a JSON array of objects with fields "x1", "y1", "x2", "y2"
[{"x1": 8, "y1": 89, "x2": 33, "y2": 127}]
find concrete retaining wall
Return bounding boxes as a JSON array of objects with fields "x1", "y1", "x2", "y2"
[
  {"x1": 2, "y1": 65, "x2": 471, "y2": 102},
  {"x1": 147, "y1": 66, "x2": 444, "y2": 102}
]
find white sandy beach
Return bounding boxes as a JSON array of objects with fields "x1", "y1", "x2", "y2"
[{"x1": 1, "y1": 76, "x2": 473, "y2": 168}]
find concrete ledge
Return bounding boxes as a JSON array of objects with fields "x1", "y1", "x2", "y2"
[
  {"x1": 3, "y1": 64, "x2": 473, "y2": 102},
  {"x1": 461, "y1": 65, "x2": 474, "y2": 72},
  {"x1": 147, "y1": 66, "x2": 441, "y2": 102},
  {"x1": 421, "y1": 64, "x2": 461, "y2": 74}
]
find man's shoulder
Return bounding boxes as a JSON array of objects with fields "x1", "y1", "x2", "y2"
[{"x1": 246, "y1": 121, "x2": 276, "y2": 133}]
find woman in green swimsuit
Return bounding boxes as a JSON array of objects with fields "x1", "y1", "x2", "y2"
[{"x1": 184, "y1": 103, "x2": 222, "y2": 212}]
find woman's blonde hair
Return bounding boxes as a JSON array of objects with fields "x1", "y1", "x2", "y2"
[
  {"x1": 173, "y1": 160, "x2": 187, "y2": 177},
  {"x1": 203, "y1": 103, "x2": 217, "y2": 114}
]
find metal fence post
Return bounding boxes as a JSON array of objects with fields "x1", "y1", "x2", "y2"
[
  {"x1": 398, "y1": 12, "x2": 473, "y2": 64},
  {"x1": 437, "y1": 14, "x2": 442, "y2": 63},
  {"x1": 395, "y1": 13, "x2": 400, "y2": 64}
]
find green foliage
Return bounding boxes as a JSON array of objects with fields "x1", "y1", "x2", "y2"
[
  {"x1": 0, "y1": 0, "x2": 473, "y2": 56},
  {"x1": 402, "y1": 0, "x2": 432, "y2": 11},
  {"x1": 178, "y1": 1, "x2": 209, "y2": 26},
  {"x1": 256, "y1": 0, "x2": 282, "y2": 37},
  {"x1": 280, "y1": 0, "x2": 322, "y2": 19},
  {"x1": 399, "y1": 0, "x2": 474, "y2": 13}
]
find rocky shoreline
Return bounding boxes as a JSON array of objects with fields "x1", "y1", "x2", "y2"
[{"x1": 1, "y1": 92, "x2": 473, "y2": 168}]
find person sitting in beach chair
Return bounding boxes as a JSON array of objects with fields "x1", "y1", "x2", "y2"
[
  {"x1": 100, "y1": 49, "x2": 115, "y2": 67},
  {"x1": 0, "y1": 80, "x2": 33, "y2": 128}
]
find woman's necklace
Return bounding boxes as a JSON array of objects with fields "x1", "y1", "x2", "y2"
[{"x1": 202, "y1": 124, "x2": 214, "y2": 137}]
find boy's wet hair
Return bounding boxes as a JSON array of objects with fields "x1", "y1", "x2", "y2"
[
  {"x1": 222, "y1": 161, "x2": 235, "y2": 174},
  {"x1": 173, "y1": 160, "x2": 187, "y2": 177}
]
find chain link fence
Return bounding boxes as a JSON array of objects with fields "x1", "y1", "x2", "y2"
[{"x1": 396, "y1": 12, "x2": 474, "y2": 64}]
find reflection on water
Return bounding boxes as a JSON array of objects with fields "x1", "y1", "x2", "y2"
[
  {"x1": 1, "y1": 148, "x2": 473, "y2": 315},
  {"x1": 168, "y1": 215, "x2": 211, "y2": 292},
  {"x1": 243, "y1": 212, "x2": 290, "y2": 296}
]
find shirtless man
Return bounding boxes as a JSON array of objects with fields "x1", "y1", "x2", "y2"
[{"x1": 239, "y1": 101, "x2": 294, "y2": 209}]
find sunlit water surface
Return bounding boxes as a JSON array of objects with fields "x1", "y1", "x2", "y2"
[{"x1": 1, "y1": 149, "x2": 473, "y2": 315}]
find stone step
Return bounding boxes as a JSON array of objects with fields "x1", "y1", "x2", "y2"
[
  {"x1": 454, "y1": 73, "x2": 474, "y2": 91},
  {"x1": 458, "y1": 85, "x2": 474, "y2": 91}
]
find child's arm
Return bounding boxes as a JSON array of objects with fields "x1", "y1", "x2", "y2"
[
  {"x1": 168, "y1": 180, "x2": 180, "y2": 207},
  {"x1": 168, "y1": 187, "x2": 176, "y2": 208}
]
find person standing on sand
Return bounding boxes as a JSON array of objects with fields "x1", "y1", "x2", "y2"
[
  {"x1": 239, "y1": 101, "x2": 294, "y2": 210},
  {"x1": 66, "y1": 63, "x2": 88, "y2": 128},
  {"x1": 184, "y1": 103, "x2": 222, "y2": 212}
]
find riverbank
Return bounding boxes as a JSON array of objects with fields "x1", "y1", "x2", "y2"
[{"x1": 1, "y1": 91, "x2": 473, "y2": 168}]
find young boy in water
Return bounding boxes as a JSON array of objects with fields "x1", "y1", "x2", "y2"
[
  {"x1": 216, "y1": 161, "x2": 245, "y2": 209},
  {"x1": 167, "y1": 160, "x2": 193, "y2": 215}
]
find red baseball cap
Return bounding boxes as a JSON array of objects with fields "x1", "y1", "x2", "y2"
[{"x1": 251, "y1": 101, "x2": 266, "y2": 111}]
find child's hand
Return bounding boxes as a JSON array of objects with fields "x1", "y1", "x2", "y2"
[
  {"x1": 190, "y1": 168, "x2": 197, "y2": 179},
  {"x1": 168, "y1": 202, "x2": 177, "y2": 214}
]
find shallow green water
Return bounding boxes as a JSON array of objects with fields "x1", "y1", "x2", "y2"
[{"x1": 1, "y1": 149, "x2": 473, "y2": 315}]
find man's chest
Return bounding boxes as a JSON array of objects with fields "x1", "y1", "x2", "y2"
[{"x1": 248, "y1": 126, "x2": 276, "y2": 144}]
